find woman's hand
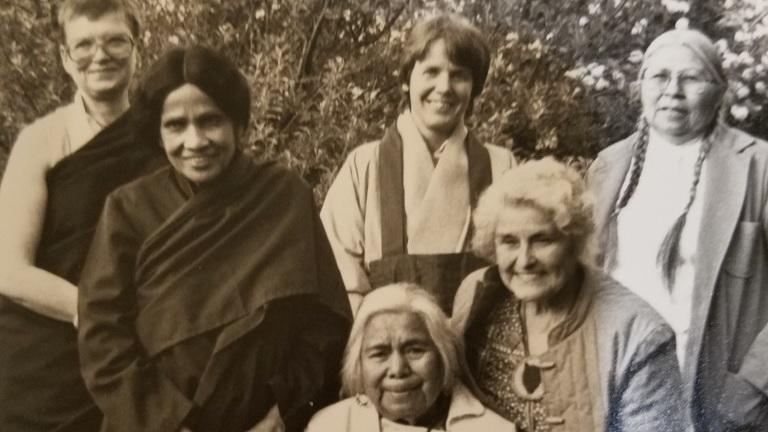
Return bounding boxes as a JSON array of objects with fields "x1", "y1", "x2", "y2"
[{"x1": 245, "y1": 404, "x2": 284, "y2": 432}]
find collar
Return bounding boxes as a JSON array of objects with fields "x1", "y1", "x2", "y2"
[
  {"x1": 352, "y1": 382, "x2": 487, "y2": 428},
  {"x1": 397, "y1": 110, "x2": 468, "y2": 164}
]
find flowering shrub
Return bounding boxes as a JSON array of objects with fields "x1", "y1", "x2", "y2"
[{"x1": 2, "y1": 0, "x2": 767, "y2": 197}]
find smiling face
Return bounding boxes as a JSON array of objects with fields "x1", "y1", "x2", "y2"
[
  {"x1": 61, "y1": 11, "x2": 136, "y2": 102},
  {"x1": 160, "y1": 83, "x2": 238, "y2": 185},
  {"x1": 408, "y1": 38, "x2": 473, "y2": 146},
  {"x1": 494, "y1": 203, "x2": 577, "y2": 302},
  {"x1": 640, "y1": 45, "x2": 724, "y2": 143},
  {"x1": 361, "y1": 311, "x2": 444, "y2": 423}
]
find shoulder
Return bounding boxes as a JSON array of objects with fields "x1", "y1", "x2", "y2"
[
  {"x1": 593, "y1": 134, "x2": 637, "y2": 167},
  {"x1": 9, "y1": 104, "x2": 72, "y2": 167},
  {"x1": 253, "y1": 160, "x2": 312, "y2": 195},
  {"x1": 722, "y1": 125, "x2": 768, "y2": 159},
  {"x1": 306, "y1": 396, "x2": 372, "y2": 432},
  {"x1": 483, "y1": 143, "x2": 516, "y2": 176},
  {"x1": 107, "y1": 166, "x2": 174, "y2": 210},
  {"x1": 17, "y1": 104, "x2": 71, "y2": 140},
  {"x1": 451, "y1": 266, "x2": 492, "y2": 333},
  {"x1": 588, "y1": 269, "x2": 675, "y2": 343},
  {"x1": 447, "y1": 382, "x2": 516, "y2": 431},
  {"x1": 483, "y1": 143, "x2": 515, "y2": 160},
  {"x1": 340, "y1": 140, "x2": 381, "y2": 173}
]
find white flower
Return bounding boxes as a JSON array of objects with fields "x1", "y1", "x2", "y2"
[
  {"x1": 738, "y1": 51, "x2": 755, "y2": 66},
  {"x1": 582, "y1": 75, "x2": 596, "y2": 87},
  {"x1": 675, "y1": 17, "x2": 690, "y2": 29},
  {"x1": 168, "y1": 35, "x2": 180, "y2": 45},
  {"x1": 723, "y1": 52, "x2": 739, "y2": 69},
  {"x1": 588, "y1": 3, "x2": 601, "y2": 15},
  {"x1": 565, "y1": 67, "x2": 587, "y2": 80},
  {"x1": 255, "y1": 9, "x2": 266, "y2": 19},
  {"x1": 662, "y1": 0, "x2": 690, "y2": 13},
  {"x1": 736, "y1": 85, "x2": 751, "y2": 99},
  {"x1": 628, "y1": 49, "x2": 644, "y2": 64},
  {"x1": 755, "y1": 81, "x2": 767, "y2": 94},
  {"x1": 506, "y1": 32, "x2": 520, "y2": 42},
  {"x1": 350, "y1": 86, "x2": 364, "y2": 98},
  {"x1": 590, "y1": 64, "x2": 607, "y2": 78},
  {"x1": 631, "y1": 18, "x2": 648, "y2": 35},
  {"x1": 730, "y1": 104, "x2": 749, "y2": 121},
  {"x1": 595, "y1": 78, "x2": 610, "y2": 91},
  {"x1": 579, "y1": 16, "x2": 589, "y2": 27},
  {"x1": 742, "y1": 67, "x2": 756, "y2": 81},
  {"x1": 714, "y1": 39, "x2": 729, "y2": 54}
]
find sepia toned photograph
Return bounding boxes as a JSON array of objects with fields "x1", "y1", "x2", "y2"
[{"x1": 1, "y1": 0, "x2": 767, "y2": 431}]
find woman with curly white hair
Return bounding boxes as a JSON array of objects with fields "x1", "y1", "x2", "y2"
[
  {"x1": 306, "y1": 283, "x2": 514, "y2": 431},
  {"x1": 452, "y1": 157, "x2": 685, "y2": 431}
]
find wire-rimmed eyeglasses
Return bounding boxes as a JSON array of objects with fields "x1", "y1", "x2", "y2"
[{"x1": 64, "y1": 34, "x2": 134, "y2": 66}]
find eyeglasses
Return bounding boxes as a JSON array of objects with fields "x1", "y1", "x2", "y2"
[
  {"x1": 642, "y1": 69, "x2": 716, "y2": 93},
  {"x1": 65, "y1": 35, "x2": 134, "y2": 65}
]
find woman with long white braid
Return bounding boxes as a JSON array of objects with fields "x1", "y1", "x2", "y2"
[{"x1": 588, "y1": 29, "x2": 768, "y2": 431}]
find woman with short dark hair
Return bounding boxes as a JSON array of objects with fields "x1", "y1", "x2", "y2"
[{"x1": 321, "y1": 14, "x2": 515, "y2": 315}]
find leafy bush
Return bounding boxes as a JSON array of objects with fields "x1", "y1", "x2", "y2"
[{"x1": 2, "y1": 0, "x2": 766, "y2": 200}]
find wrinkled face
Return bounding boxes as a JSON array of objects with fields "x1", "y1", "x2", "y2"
[
  {"x1": 160, "y1": 84, "x2": 238, "y2": 185},
  {"x1": 494, "y1": 204, "x2": 577, "y2": 302},
  {"x1": 361, "y1": 311, "x2": 444, "y2": 424},
  {"x1": 408, "y1": 38, "x2": 473, "y2": 143},
  {"x1": 61, "y1": 12, "x2": 136, "y2": 102},
  {"x1": 641, "y1": 45, "x2": 724, "y2": 143}
]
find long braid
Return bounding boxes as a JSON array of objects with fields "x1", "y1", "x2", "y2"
[
  {"x1": 657, "y1": 132, "x2": 713, "y2": 287},
  {"x1": 603, "y1": 118, "x2": 650, "y2": 271}
]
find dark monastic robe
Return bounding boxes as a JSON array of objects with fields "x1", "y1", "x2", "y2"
[
  {"x1": 0, "y1": 112, "x2": 164, "y2": 432},
  {"x1": 78, "y1": 154, "x2": 352, "y2": 432}
]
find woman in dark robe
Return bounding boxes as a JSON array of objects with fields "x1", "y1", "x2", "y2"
[{"x1": 77, "y1": 46, "x2": 352, "y2": 432}]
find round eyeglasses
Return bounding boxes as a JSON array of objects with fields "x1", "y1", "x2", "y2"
[
  {"x1": 65, "y1": 35, "x2": 134, "y2": 65},
  {"x1": 642, "y1": 69, "x2": 717, "y2": 94}
]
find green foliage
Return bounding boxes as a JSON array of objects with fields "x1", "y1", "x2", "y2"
[{"x1": 1, "y1": 0, "x2": 766, "y2": 199}]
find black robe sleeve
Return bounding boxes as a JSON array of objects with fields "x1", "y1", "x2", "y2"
[{"x1": 78, "y1": 192, "x2": 195, "y2": 432}]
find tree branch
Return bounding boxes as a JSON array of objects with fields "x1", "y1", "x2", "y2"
[
  {"x1": 353, "y1": 2, "x2": 406, "y2": 50},
  {"x1": 296, "y1": 0, "x2": 329, "y2": 84}
]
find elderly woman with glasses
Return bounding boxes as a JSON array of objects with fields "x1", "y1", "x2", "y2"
[
  {"x1": 588, "y1": 29, "x2": 768, "y2": 430},
  {"x1": 306, "y1": 283, "x2": 515, "y2": 431},
  {"x1": 452, "y1": 158, "x2": 685, "y2": 431}
]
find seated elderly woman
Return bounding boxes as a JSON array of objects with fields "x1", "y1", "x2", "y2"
[
  {"x1": 452, "y1": 158, "x2": 686, "y2": 431},
  {"x1": 306, "y1": 283, "x2": 514, "y2": 431},
  {"x1": 77, "y1": 46, "x2": 351, "y2": 432}
]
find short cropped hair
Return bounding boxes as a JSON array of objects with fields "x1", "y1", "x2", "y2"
[
  {"x1": 58, "y1": 0, "x2": 141, "y2": 43},
  {"x1": 132, "y1": 46, "x2": 251, "y2": 147},
  {"x1": 472, "y1": 157, "x2": 595, "y2": 265},
  {"x1": 398, "y1": 14, "x2": 491, "y2": 109},
  {"x1": 341, "y1": 283, "x2": 463, "y2": 397}
]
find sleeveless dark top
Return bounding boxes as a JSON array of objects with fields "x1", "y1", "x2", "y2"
[
  {"x1": 367, "y1": 124, "x2": 491, "y2": 313},
  {"x1": 0, "y1": 111, "x2": 164, "y2": 432}
]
